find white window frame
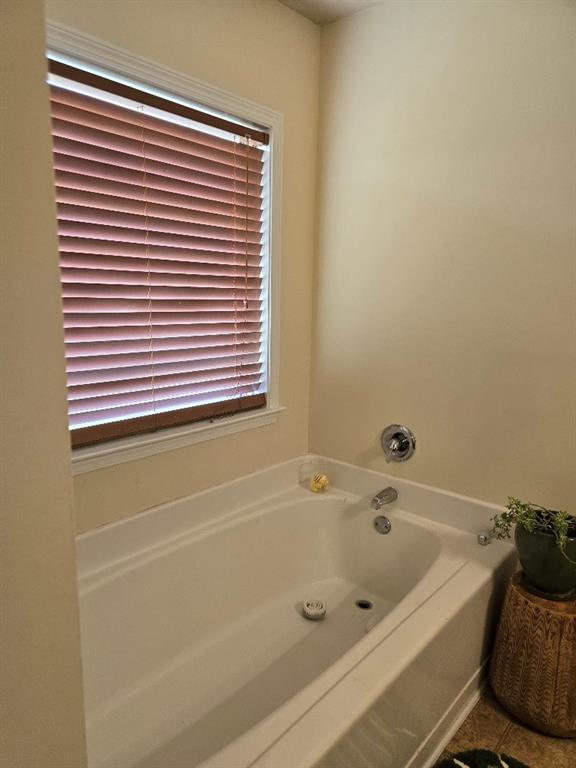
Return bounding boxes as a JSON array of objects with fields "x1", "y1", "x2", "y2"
[{"x1": 46, "y1": 21, "x2": 284, "y2": 475}]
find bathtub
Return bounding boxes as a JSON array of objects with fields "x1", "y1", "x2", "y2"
[{"x1": 77, "y1": 456, "x2": 516, "y2": 768}]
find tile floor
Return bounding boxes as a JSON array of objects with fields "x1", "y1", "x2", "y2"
[{"x1": 438, "y1": 687, "x2": 576, "y2": 768}]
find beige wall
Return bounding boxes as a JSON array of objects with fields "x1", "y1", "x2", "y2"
[
  {"x1": 0, "y1": 1, "x2": 87, "y2": 765},
  {"x1": 312, "y1": 0, "x2": 576, "y2": 509},
  {"x1": 46, "y1": 0, "x2": 320, "y2": 532}
]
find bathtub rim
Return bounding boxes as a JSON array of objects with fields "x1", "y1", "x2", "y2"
[{"x1": 77, "y1": 453, "x2": 505, "y2": 579}]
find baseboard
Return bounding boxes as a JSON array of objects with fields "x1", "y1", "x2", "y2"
[{"x1": 406, "y1": 660, "x2": 489, "y2": 768}]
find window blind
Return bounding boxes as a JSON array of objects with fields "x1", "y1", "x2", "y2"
[{"x1": 48, "y1": 60, "x2": 268, "y2": 448}]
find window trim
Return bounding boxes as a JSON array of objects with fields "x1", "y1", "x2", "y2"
[
  {"x1": 46, "y1": 21, "x2": 283, "y2": 474},
  {"x1": 71, "y1": 406, "x2": 286, "y2": 475}
]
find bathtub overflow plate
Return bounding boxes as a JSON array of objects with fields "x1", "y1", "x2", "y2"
[
  {"x1": 373, "y1": 515, "x2": 392, "y2": 535},
  {"x1": 302, "y1": 599, "x2": 326, "y2": 621}
]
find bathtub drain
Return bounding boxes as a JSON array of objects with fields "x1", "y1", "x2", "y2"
[
  {"x1": 355, "y1": 599, "x2": 373, "y2": 610},
  {"x1": 302, "y1": 600, "x2": 326, "y2": 621}
]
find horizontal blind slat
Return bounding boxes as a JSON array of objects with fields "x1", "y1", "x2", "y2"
[
  {"x1": 58, "y1": 240, "x2": 261, "y2": 266},
  {"x1": 56, "y1": 194, "x2": 263, "y2": 230},
  {"x1": 57, "y1": 205, "x2": 263, "y2": 242},
  {"x1": 61, "y1": 283, "x2": 261, "y2": 301},
  {"x1": 61, "y1": 267, "x2": 262, "y2": 288},
  {"x1": 57, "y1": 221, "x2": 262, "y2": 252},
  {"x1": 69, "y1": 376, "x2": 264, "y2": 416},
  {"x1": 66, "y1": 351, "x2": 263, "y2": 377},
  {"x1": 64, "y1": 322, "x2": 262, "y2": 341},
  {"x1": 68, "y1": 363, "x2": 263, "y2": 397},
  {"x1": 58, "y1": 238, "x2": 263, "y2": 264},
  {"x1": 65, "y1": 333, "x2": 261, "y2": 357},
  {"x1": 62, "y1": 298, "x2": 262, "y2": 314},
  {"x1": 60, "y1": 252, "x2": 262, "y2": 273},
  {"x1": 51, "y1": 97, "x2": 264, "y2": 169},
  {"x1": 53, "y1": 155, "x2": 263, "y2": 207},
  {"x1": 51, "y1": 118, "x2": 264, "y2": 183},
  {"x1": 54, "y1": 174, "x2": 263, "y2": 219},
  {"x1": 68, "y1": 355, "x2": 263, "y2": 378},
  {"x1": 52, "y1": 141, "x2": 263, "y2": 198}
]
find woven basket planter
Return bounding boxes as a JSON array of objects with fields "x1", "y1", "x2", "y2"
[{"x1": 490, "y1": 573, "x2": 576, "y2": 737}]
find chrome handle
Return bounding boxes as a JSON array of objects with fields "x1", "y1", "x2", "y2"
[{"x1": 381, "y1": 425, "x2": 416, "y2": 462}]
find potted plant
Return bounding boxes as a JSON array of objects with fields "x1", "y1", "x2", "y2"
[{"x1": 492, "y1": 497, "x2": 576, "y2": 600}]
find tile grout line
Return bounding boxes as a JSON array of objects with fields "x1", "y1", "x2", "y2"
[{"x1": 495, "y1": 720, "x2": 515, "y2": 751}]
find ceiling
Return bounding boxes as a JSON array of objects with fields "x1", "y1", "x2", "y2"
[{"x1": 279, "y1": 0, "x2": 383, "y2": 26}]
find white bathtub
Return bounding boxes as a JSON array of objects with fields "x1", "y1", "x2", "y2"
[{"x1": 77, "y1": 456, "x2": 516, "y2": 768}]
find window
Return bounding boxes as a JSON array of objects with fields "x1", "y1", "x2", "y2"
[{"x1": 48, "y1": 57, "x2": 271, "y2": 449}]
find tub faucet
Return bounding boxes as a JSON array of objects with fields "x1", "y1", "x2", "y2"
[{"x1": 371, "y1": 487, "x2": 398, "y2": 509}]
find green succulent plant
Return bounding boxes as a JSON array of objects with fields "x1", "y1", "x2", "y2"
[{"x1": 492, "y1": 497, "x2": 576, "y2": 565}]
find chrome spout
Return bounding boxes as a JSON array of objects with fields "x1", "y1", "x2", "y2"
[{"x1": 370, "y1": 487, "x2": 398, "y2": 510}]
